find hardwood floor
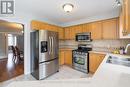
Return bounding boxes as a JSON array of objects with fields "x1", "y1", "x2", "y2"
[{"x1": 0, "y1": 53, "x2": 24, "y2": 82}]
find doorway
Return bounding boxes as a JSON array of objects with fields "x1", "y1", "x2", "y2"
[{"x1": 0, "y1": 20, "x2": 24, "y2": 82}]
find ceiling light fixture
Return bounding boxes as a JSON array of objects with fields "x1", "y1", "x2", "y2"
[{"x1": 63, "y1": 3, "x2": 74, "y2": 13}]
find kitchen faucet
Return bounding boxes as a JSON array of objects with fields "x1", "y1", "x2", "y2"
[{"x1": 125, "y1": 44, "x2": 130, "y2": 54}]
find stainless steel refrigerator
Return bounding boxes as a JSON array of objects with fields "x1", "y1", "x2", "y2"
[{"x1": 30, "y1": 30, "x2": 59, "y2": 80}]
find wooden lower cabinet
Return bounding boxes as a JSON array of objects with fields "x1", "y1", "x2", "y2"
[
  {"x1": 89, "y1": 53, "x2": 106, "y2": 73},
  {"x1": 64, "y1": 50, "x2": 72, "y2": 67},
  {"x1": 59, "y1": 50, "x2": 72, "y2": 67},
  {"x1": 59, "y1": 51, "x2": 65, "y2": 66}
]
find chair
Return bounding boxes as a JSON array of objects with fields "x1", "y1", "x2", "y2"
[
  {"x1": 10, "y1": 46, "x2": 17, "y2": 62},
  {"x1": 15, "y1": 46, "x2": 24, "y2": 61}
]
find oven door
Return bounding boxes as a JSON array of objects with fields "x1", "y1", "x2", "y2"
[{"x1": 74, "y1": 57, "x2": 85, "y2": 65}]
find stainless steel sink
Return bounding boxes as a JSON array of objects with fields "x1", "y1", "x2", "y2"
[{"x1": 106, "y1": 56, "x2": 130, "y2": 67}]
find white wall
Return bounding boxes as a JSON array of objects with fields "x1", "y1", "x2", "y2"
[
  {"x1": 0, "y1": 12, "x2": 60, "y2": 74},
  {"x1": 0, "y1": 13, "x2": 37, "y2": 74},
  {"x1": 0, "y1": 33, "x2": 7, "y2": 59}
]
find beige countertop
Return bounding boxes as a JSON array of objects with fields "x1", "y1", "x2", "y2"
[
  {"x1": 59, "y1": 48, "x2": 74, "y2": 51},
  {"x1": 59, "y1": 48, "x2": 130, "y2": 57},
  {"x1": 89, "y1": 51, "x2": 130, "y2": 57},
  {"x1": 89, "y1": 51, "x2": 110, "y2": 55}
]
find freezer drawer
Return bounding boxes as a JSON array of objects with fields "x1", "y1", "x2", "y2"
[{"x1": 39, "y1": 58, "x2": 59, "y2": 80}]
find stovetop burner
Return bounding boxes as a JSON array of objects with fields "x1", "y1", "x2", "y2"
[
  {"x1": 73, "y1": 49, "x2": 91, "y2": 53},
  {"x1": 73, "y1": 44, "x2": 92, "y2": 53}
]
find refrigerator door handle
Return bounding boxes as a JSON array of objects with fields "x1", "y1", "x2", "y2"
[
  {"x1": 51, "y1": 37, "x2": 53, "y2": 54},
  {"x1": 49, "y1": 37, "x2": 51, "y2": 54}
]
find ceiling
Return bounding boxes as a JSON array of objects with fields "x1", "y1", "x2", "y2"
[{"x1": 15, "y1": 0, "x2": 120, "y2": 26}]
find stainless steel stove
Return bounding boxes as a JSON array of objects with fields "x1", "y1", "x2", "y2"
[{"x1": 72, "y1": 44, "x2": 92, "y2": 73}]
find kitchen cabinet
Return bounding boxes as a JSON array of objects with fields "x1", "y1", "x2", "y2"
[
  {"x1": 58, "y1": 27, "x2": 64, "y2": 40},
  {"x1": 82, "y1": 23, "x2": 90, "y2": 32},
  {"x1": 74, "y1": 25, "x2": 83, "y2": 34},
  {"x1": 64, "y1": 27, "x2": 71, "y2": 40},
  {"x1": 64, "y1": 25, "x2": 83, "y2": 40},
  {"x1": 32, "y1": 18, "x2": 119, "y2": 40},
  {"x1": 89, "y1": 53, "x2": 106, "y2": 73},
  {"x1": 64, "y1": 18, "x2": 118, "y2": 40},
  {"x1": 102, "y1": 18, "x2": 118, "y2": 39},
  {"x1": 31, "y1": 20, "x2": 52, "y2": 30},
  {"x1": 64, "y1": 50, "x2": 72, "y2": 67},
  {"x1": 59, "y1": 49, "x2": 73, "y2": 67},
  {"x1": 119, "y1": 0, "x2": 130, "y2": 36},
  {"x1": 69, "y1": 26, "x2": 76, "y2": 40},
  {"x1": 59, "y1": 51, "x2": 65, "y2": 66},
  {"x1": 89, "y1": 22, "x2": 102, "y2": 40},
  {"x1": 31, "y1": 20, "x2": 64, "y2": 40}
]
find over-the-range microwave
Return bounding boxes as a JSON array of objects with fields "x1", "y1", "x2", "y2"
[{"x1": 76, "y1": 32, "x2": 92, "y2": 42}]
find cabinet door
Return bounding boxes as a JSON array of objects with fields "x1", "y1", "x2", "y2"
[
  {"x1": 58, "y1": 28, "x2": 64, "y2": 40},
  {"x1": 59, "y1": 51, "x2": 65, "y2": 66},
  {"x1": 102, "y1": 18, "x2": 118, "y2": 39},
  {"x1": 64, "y1": 25, "x2": 83, "y2": 40},
  {"x1": 90, "y1": 22, "x2": 102, "y2": 40},
  {"x1": 126, "y1": 0, "x2": 130, "y2": 34},
  {"x1": 69, "y1": 26, "x2": 75, "y2": 40},
  {"x1": 70, "y1": 25, "x2": 83, "y2": 39},
  {"x1": 64, "y1": 50, "x2": 72, "y2": 67},
  {"x1": 64, "y1": 28, "x2": 70, "y2": 40},
  {"x1": 123, "y1": 0, "x2": 130, "y2": 35},
  {"x1": 89, "y1": 53, "x2": 105, "y2": 73},
  {"x1": 74, "y1": 25, "x2": 83, "y2": 34},
  {"x1": 82, "y1": 24, "x2": 90, "y2": 32}
]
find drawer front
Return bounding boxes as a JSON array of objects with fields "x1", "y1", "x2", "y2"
[{"x1": 39, "y1": 59, "x2": 59, "y2": 79}]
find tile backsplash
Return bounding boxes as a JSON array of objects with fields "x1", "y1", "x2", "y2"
[{"x1": 59, "y1": 39, "x2": 130, "y2": 52}]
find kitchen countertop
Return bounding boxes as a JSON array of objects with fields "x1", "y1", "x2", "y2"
[
  {"x1": 89, "y1": 51, "x2": 109, "y2": 55},
  {"x1": 59, "y1": 47, "x2": 130, "y2": 57},
  {"x1": 89, "y1": 51, "x2": 130, "y2": 57},
  {"x1": 59, "y1": 48, "x2": 75, "y2": 51},
  {"x1": 7, "y1": 54, "x2": 130, "y2": 87}
]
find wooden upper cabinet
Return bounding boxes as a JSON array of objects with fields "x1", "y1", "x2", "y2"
[
  {"x1": 120, "y1": 0, "x2": 130, "y2": 36},
  {"x1": 125, "y1": 0, "x2": 130, "y2": 35},
  {"x1": 31, "y1": 20, "x2": 65, "y2": 40},
  {"x1": 102, "y1": 18, "x2": 118, "y2": 39},
  {"x1": 31, "y1": 20, "x2": 52, "y2": 30},
  {"x1": 74, "y1": 25, "x2": 83, "y2": 34},
  {"x1": 82, "y1": 23, "x2": 90, "y2": 32},
  {"x1": 69, "y1": 26, "x2": 75, "y2": 40},
  {"x1": 90, "y1": 22, "x2": 102, "y2": 40},
  {"x1": 64, "y1": 27, "x2": 71, "y2": 40},
  {"x1": 58, "y1": 27, "x2": 64, "y2": 40},
  {"x1": 71, "y1": 25, "x2": 83, "y2": 39},
  {"x1": 64, "y1": 25, "x2": 83, "y2": 40}
]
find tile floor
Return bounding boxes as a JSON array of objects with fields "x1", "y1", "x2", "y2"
[{"x1": 0, "y1": 66, "x2": 92, "y2": 87}]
